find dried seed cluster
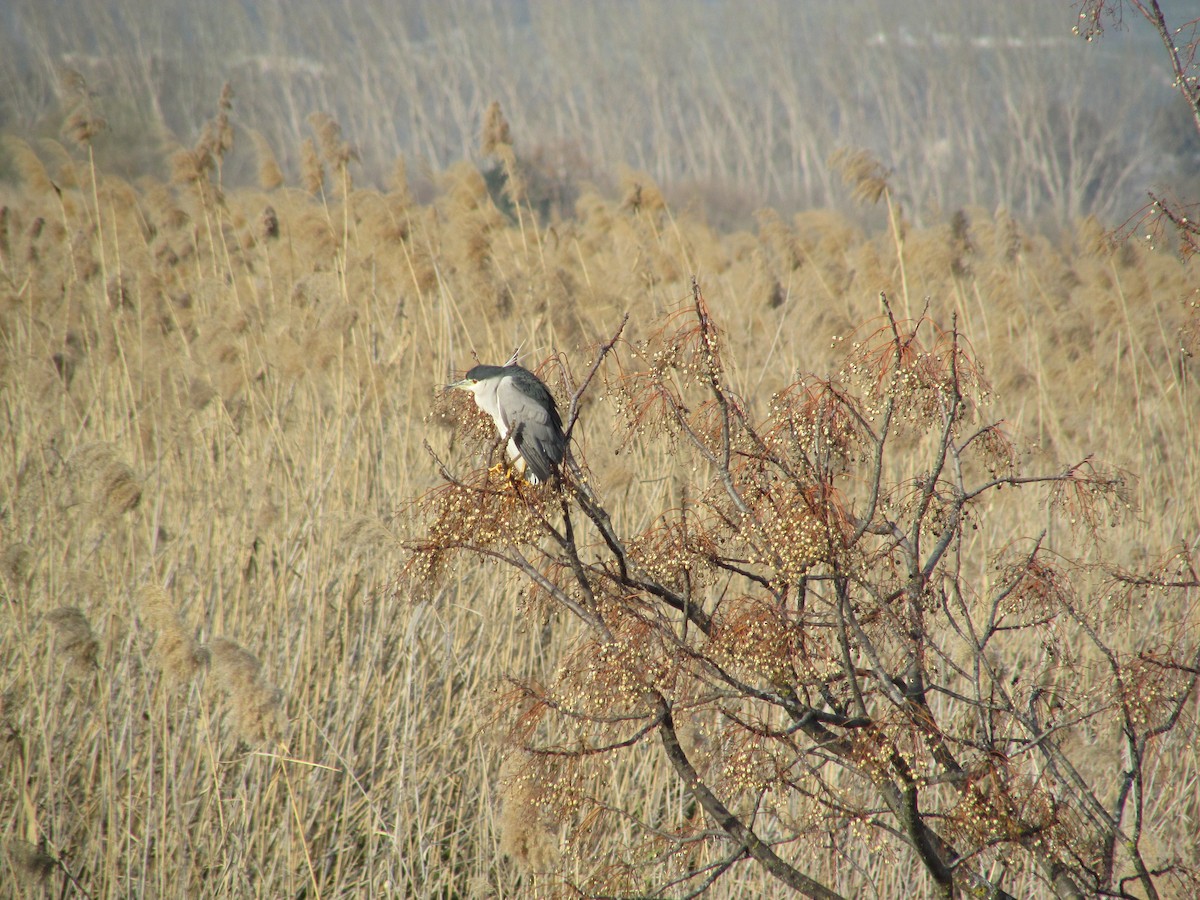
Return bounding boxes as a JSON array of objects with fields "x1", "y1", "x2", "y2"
[
  {"x1": 766, "y1": 379, "x2": 864, "y2": 472},
  {"x1": 708, "y1": 597, "x2": 797, "y2": 682},
  {"x1": 946, "y1": 768, "x2": 1079, "y2": 864},
  {"x1": 626, "y1": 516, "x2": 720, "y2": 593},
  {"x1": 556, "y1": 613, "x2": 672, "y2": 716},
  {"x1": 403, "y1": 473, "x2": 551, "y2": 593},
  {"x1": 742, "y1": 492, "x2": 836, "y2": 580},
  {"x1": 714, "y1": 728, "x2": 775, "y2": 797}
]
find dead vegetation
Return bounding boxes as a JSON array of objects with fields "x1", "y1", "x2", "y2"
[{"x1": 0, "y1": 87, "x2": 1197, "y2": 897}]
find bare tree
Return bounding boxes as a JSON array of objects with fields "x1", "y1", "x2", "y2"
[{"x1": 406, "y1": 281, "x2": 1200, "y2": 898}]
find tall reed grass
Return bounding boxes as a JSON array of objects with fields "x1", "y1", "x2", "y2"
[{"x1": 0, "y1": 95, "x2": 1196, "y2": 895}]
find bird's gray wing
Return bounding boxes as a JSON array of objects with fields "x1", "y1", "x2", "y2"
[{"x1": 497, "y1": 374, "x2": 565, "y2": 482}]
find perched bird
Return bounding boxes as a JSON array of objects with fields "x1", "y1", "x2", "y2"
[{"x1": 450, "y1": 362, "x2": 566, "y2": 483}]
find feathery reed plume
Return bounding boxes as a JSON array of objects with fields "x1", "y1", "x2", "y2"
[
  {"x1": 45, "y1": 607, "x2": 99, "y2": 678},
  {"x1": 308, "y1": 112, "x2": 355, "y2": 172},
  {"x1": 137, "y1": 585, "x2": 209, "y2": 689},
  {"x1": 259, "y1": 205, "x2": 279, "y2": 241},
  {"x1": 254, "y1": 488, "x2": 281, "y2": 532},
  {"x1": 58, "y1": 69, "x2": 106, "y2": 147},
  {"x1": 195, "y1": 82, "x2": 235, "y2": 173},
  {"x1": 167, "y1": 84, "x2": 235, "y2": 226},
  {"x1": 98, "y1": 460, "x2": 143, "y2": 518},
  {"x1": 480, "y1": 101, "x2": 528, "y2": 211},
  {"x1": 23, "y1": 216, "x2": 43, "y2": 265},
  {"x1": 755, "y1": 207, "x2": 803, "y2": 271},
  {"x1": 340, "y1": 515, "x2": 400, "y2": 561},
  {"x1": 387, "y1": 154, "x2": 412, "y2": 208},
  {"x1": 300, "y1": 138, "x2": 324, "y2": 196},
  {"x1": 250, "y1": 130, "x2": 284, "y2": 191},
  {"x1": 949, "y1": 208, "x2": 975, "y2": 278},
  {"x1": 187, "y1": 375, "x2": 217, "y2": 411},
  {"x1": 169, "y1": 146, "x2": 208, "y2": 188},
  {"x1": 308, "y1": 111, "x2": 357, "y2": 200},
  {"x1": 498, "y1": 751, "x2": 561, "y2": 872},
  {"x1": 208, "y1": 637, "x2": 285, "y2": 744},
  {"x1": 142, "y1": 182, "x2": 188, "y2": 231},
  {"x1": 4, "y1": 839, "x2": 55, "y2": 887},
  {"x1": 830, "y1": 147, "x2": 892, "y2": 205},
  {"x1": 994, "y1": 207, "x2": 1022, "y2": 262},
  {"x1": 4, "y1": 138, "x2": 55, "y2": 195},
  {"x1": 36, "y1": 138, "x2": 79, "y2": 190},
  {"x1": 0, "y1": 682, "x2": 24, "y2": 730},
  {"x1": 71, "y1": 443, "x2": 143, "y2": 520},
  {"x1": 480, "y1": 101, "x2": 512, "y2": 156},
  {"x1": 1076, "y1": 215, "x2": 1113, "y2": 257},
  {"x1": 618, "y1": 167, "x2": 666, "y2": 214},
  {"x1": 1, "y1": 542, "x2": 31, "y2": 586},
  {"x1": 57, "y1": 68, "x2": 110, "y2": 287},
  {"x1": 169, "y1": 143, "x2": 226, "y2": 233},
  {"x1": 186, "y1": 82, "x2": 235, "y2": 187}
]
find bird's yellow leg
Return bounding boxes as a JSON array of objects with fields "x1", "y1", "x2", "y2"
[{"x1": 486, "y1": 462, "x2": 523, "y2": 491}]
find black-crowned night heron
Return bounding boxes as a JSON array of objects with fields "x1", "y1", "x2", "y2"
[{"x1": 450, "y1": 363, "x2": 566, "y2": 483}]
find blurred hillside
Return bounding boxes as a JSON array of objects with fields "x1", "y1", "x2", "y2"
[{"x1": 2, "y1": 0, "x2": 1197, "y2": 231}]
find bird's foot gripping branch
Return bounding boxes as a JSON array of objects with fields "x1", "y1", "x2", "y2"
[{"x1": 402, "y1": 280, "x2": 1200, "y2": 899}]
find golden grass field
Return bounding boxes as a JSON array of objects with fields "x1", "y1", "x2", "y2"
[{"x1": 1, "y1": 102, "x2": 1199, "y2": 897}]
